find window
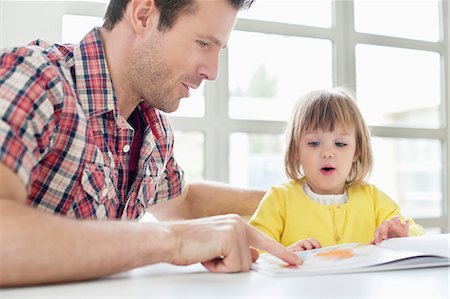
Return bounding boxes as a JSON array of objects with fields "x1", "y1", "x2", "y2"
[
  {"x1": 354, "y1": 0, "x2": 440, "y2": 42},
  {"x1": 371, "y1": 137, "x2": 442, "y2": 218},
  {"x1": 62, "y1": 14, "x2": 103, "y2": 43},
  {"x1": 229, "y1": 133, "x2": 285, "y2": 189},
  {"x1": 228, "y1": 31, "x2": 332, "y2": 121},
  {"x1": 238, "y1": 0, "x2": 332, "y2": 28},
  {"x1": 355, "y1": 44, "x2": 441, "y2": 128}
]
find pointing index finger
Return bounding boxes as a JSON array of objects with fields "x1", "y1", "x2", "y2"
[{"x1": 245, "y1": 224, "x2": 302, "y2": 266}]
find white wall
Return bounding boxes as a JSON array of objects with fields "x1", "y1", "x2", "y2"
[{"x1": 0, "y1": 1, "x2": 106, "y2": 48}]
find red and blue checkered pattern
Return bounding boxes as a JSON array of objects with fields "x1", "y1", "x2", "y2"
[{"x1": 0, "y1": 28, "x2": 184, "y2": 220}]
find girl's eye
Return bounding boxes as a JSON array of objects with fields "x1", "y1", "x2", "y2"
[
  {"x1": 196, "y1": 40, "x2": 209, "y2": 48},
  {"x1": 335, "y1": 142, "x2": 347, "y2": 148},
  {"x1": 308, "y1": 141, "x2": 320, "y2": 147}
]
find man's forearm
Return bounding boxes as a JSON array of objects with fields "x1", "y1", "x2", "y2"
[
  {"x1": 186, "y1": 181, "x2": 265, "y2": 218},
  {"x1": 0, "y1": 200, "x2": 175, "y2": 287}
]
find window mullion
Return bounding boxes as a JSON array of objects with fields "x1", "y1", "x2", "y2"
[
  {"x1": 442, "y1": 0, "x2": 450, "y2": 232},
  {"x1": 333, "y1": 0, "x2": 356, "y2": 91},
  {"x1": 205, "y1": 50, "x2": 230, "y2": 183}
]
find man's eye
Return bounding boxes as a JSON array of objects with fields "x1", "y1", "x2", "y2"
[
  {"x1": 196, "y1": 40, "x2": 209, "y2": 48},
  {"x1": 308, "y1": 141, "x2": 320, "y2": 147},
  {"x1": 335, "y1": 142, "x2": 347, "y2": 147}
]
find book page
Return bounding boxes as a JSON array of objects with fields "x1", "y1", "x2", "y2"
[
  {"x1": 252, "y1": 235, "x2": 450, "y2": 276},
  {"x1": 379, "y1": 234, "x2": 450, "y2": 258},
  {"x1": 252, "y1": 243, "x2": 421, "y2": 276}
]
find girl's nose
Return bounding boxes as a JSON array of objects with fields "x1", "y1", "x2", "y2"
[{"x1": 321, "y1": 150, "x2": 334, "y2": 159}]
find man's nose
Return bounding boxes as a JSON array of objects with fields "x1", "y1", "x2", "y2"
[{"x1": 198, "y1": 52, "x2": 219, "y2": 81}]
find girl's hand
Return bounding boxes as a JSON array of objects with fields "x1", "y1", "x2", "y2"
[
  {"x1": 371, "y1": 215, "x2": 410, "y2": 245},
  {"x1": 287, "y1": 238, "x2": 321, "y2": 252}
]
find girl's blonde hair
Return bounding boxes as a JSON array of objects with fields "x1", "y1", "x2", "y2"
[{"x1": 285, "y1": 88, "x2": 373, "y2": 187}]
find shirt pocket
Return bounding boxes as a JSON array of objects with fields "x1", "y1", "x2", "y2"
[
  {"x1": 81, "y1": 163, "x2": 117, "y2": 219},
  {"x1": 136, "y1": 165, "x2": 159, "y2": 208}
]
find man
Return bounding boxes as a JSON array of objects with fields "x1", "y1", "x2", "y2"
[{"x1": 0, "y1": 0, "x2": 301, "y2": 286}]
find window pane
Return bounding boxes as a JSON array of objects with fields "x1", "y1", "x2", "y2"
[
  {"x1": 169, "y1": 84, "x2": 205, "y2": 117},
  {"x1": 370, "y1": 137, "x2": 442, "y2": 218},
  {"x1": 62, "y1": 14, "x2": 103, "y2": 43},
  {"x1": 229, "y1": 31, "x2": 332, "y2": 121},
  {"x1": 229, "y1": 133, "x2": 286, "y2": 190},
  {"x1": 356, "y1": 44, "x2": 441, "y2": 128},
  {"x1": 173, "y1": 131, "x2": 205, "y2": 181},
  {"x1": 238, "y1": 0, "x2": 332, "y2": 28},
  {"x1": 354, "y1": 0, "x2": 440, "y2": 41}
]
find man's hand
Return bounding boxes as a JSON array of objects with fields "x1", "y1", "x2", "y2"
[
  {"x1": 371, "y1": 215, "x2": 410, "y2": 245},
  {"x1": 166, "y1": 214, "x2": 302, "y2": 272},
  {"x1": 287, "y1": 238, "x2": 322, "y2": 252}
]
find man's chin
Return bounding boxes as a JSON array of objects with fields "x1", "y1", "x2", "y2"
[{"x1": 159, "y1": 100, "x2": 181, "y2": 114}]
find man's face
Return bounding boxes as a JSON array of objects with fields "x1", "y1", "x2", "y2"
[{"x1": 129, "y1": 0, "x2": 238, "y2": 113}]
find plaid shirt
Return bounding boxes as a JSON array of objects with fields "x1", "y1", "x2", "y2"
[{"x1": 0, "y1": 28, "x2": 184, "y2": 220}]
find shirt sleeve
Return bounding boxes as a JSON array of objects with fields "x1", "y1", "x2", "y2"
[
  {"x1": 0, "y1": 47, "x2": 58, "y2": 187},
  {"x1": 249, "y1": 186, "x2": 286, "y2": 243},
  {"x1": 155, "y1": 154, "x2": 185, "y2": 202},
  {"x1": 372, "y1": 185, "x2": 425, "y2": 236}
]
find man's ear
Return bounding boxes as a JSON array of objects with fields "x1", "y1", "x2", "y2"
[{"x1": 127, "y1": 0, "x2": 159, "y2": 33}]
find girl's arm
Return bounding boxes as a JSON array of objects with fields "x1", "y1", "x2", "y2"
[{"x1": 372, "y1": 186, "x2": 425, "y2": 244}]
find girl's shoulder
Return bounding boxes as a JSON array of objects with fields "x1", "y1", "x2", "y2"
[
  {"x1": 348, "y1": 182, "x2": 391, "y2": 200},
  {"x1": 271, "y1": 180, "x2": 303, "y2": 192},
  {"x1": 348, "y1": 182, "x2": 376, "y2": 192}
]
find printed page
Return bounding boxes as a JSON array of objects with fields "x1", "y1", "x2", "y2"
[
  {"x1": 252, "y1": 243, "x2": 421, "y2": 276},
  {"x1": 379, "y1": 234, "x2": 450, "y2": 258}
]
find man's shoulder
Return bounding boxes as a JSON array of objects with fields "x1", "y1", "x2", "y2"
[
  {"x1": 0, "y1": 40, "x2": 77, "y2": 117},
  {"x1": 27, "y1": 39, "x2": 74, "y2": 65},
  {"x1": 1, "y1": 39, "x2": 74, "y2": 71}
]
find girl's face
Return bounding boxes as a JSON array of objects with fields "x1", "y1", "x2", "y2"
[{"x1": 299, "y1": 124, "x2": 357, "y2": 195}]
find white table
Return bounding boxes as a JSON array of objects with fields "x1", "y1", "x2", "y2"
[{"x1": 1, "y1": 262, "x2": 449, "y2": 298}]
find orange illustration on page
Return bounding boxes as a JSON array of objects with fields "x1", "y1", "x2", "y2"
[{"x1": 315, "y1": 248, "x2": 355, "y2": 259}]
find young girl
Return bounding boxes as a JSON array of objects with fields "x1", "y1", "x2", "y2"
[{"x1": 249, "y1": 88, "x2": 424, "y2": 251}]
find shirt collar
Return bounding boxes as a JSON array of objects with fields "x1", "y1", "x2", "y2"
[
  {"x1": 73, "y1": 27, "x2": 117, "y2": 118},
  {"x1": 138, "y1": 101, "x2": 165, "y2": 140}
]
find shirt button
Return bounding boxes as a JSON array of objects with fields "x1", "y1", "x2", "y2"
[{"x1": 123, "y1": 144, "x2": 130, "y2": 153}]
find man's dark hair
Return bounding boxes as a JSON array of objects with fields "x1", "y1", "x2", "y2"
[{"x1": 103, "y1": 0, "x2": 255, "y2": 31}]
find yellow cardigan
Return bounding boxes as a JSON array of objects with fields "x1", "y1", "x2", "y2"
[{"x1": 249, "y1": 181, "x2": 424, "y2": 247}]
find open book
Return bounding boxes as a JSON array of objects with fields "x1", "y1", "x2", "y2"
[{"x1": 252, "y1": 234, "x2": 450, "y2": 277}]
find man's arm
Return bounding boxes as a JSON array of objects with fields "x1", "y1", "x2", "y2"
[
  {"x1": 0, "y1": 162, "x2": 176, "y2": 286},
  {"x1": 147, "y1": 181, "x2": 265, "y2": 220},
  {"x1": 0, "y1": 163, "x2": 300, "y2": 287}
]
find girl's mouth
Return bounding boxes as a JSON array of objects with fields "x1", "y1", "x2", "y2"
[{"x1": 321, "y1": 167, "x2": 335, "y2": 175}]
